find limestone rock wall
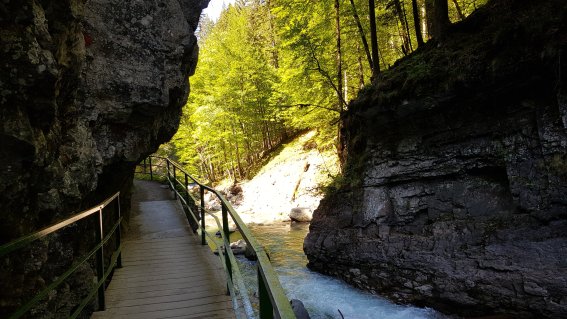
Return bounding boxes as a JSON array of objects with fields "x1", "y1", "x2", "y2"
[
  {"x1": 304, "y1": 0, "x2": 567, "y2": 318},
  {"x1": 0, "y1": 0, "x2": 207, "y2": 316}
]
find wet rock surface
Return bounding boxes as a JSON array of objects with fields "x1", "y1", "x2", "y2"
[
  {"x1": 0, "y1": 0, "x2": 207, "y2": 317},
  {"x1": 304, "y1": 0, "x2": 567, "y2": 318}
]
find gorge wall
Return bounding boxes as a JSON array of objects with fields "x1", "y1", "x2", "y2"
[
  {"x1": 304, "y1": 0, "x2": 567, "y2": 318},
  {"x1": 0, "y1": 0, "x2": 207, "y2": 316}
]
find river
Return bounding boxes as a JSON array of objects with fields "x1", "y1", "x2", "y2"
[{"x1": 230, "y1": 222, "x2": 447, "y2": 319}]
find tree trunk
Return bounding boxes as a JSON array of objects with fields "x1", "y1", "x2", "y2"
[
  {"x1": 344, "y1": 71, "x2": 348, "y2": 102},
  {"x1": 412, "y1": 0, "x2": 424, "y2": 47},
  {"x1": 266, "y1": 0, "x2": 280, "y2": 68},
  {"x1": 452, "y1": 0, "x2": 465, "y2": 21},
  {"x1": 425, "y1": 0, "x2": 450, "y2": 39},
  {"x1": 402, "y1": 0, "x2": 413, "y2": 51},
  {"x1": 265, "y1": 121, "x2": 273, "y2": 149},
  {"x1": 349, "y1": 0, "x2": 372, "y2": 71},
  {"x1": 198, "y1": 148, "x2": 216, "y2": 183},
  {"x1": 393, "y1": 0, "x2": 411, "y2": 55},
  {"x1": 357, "y1": 43, "x2": 365, "y2": 88},
  {"x1": 208, "y1": 158, "x2": 216, "y2": 182},
  {"x1": 238, "y1": 120, "x2": 253, "y2": 165},
  {"x1": 335, "y1": 0, "x2": 343, "y2": 112},
  {"x1": 421, "y1": 3, "x2": 428, "y2": 38},
  {"x1": 231, "y1": 124, "x2": 244, "y2": 180},
  {"x1": 221, "y1": 140, "x2": 235, "y2": 183},
  {"x1": 368, "y1": 0, "x2": 380, "y2": 78}
]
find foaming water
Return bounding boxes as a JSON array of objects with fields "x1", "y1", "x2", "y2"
[{"x1": 245, "y1": 223, "x2": 446, "y2": 319}]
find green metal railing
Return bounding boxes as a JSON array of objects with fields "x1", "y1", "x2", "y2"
[
  {"x1": 136, "y1": 156, "x2": 297, "y2": 319},
  {"x1": 0, "y1": 192, "x2": 123, "y2": 319}
]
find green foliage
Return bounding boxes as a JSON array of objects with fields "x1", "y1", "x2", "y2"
[
  {"x1": 168, "y1": 2, "x2": 291, "y2": 183},
  {"x1": 164, "y1": 0, "x2": 488, "y2": 184},
  {"x1": 323, "y1": 150, "x2": 367, "y2": 195}
]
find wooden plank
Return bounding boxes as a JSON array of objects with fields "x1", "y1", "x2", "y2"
[
  {"x1": 105, "y1": 275, "x2": 220, "y2": 291},
  {"x1": 93, "y1": 308, "x2": 234, "y2": 319},
  {"x1": 165, "y1": 312, "x2": 237, "y2": 319},
  {"x1": 110, "y1": 265, "x2": 205, "y2": 276},
  {"x1": 95, "y1": 299, "x2": 232, "y2": 317},
  {"x1": 105, "y1": 287, "x2": 226, "y2": 304},
  {"x1": 122, "y1": 245, "x2": 197, "y2": 253},
  {"x1": 105, "y1": 286, "x2": 214, "y2": 299},
  {"x1": 119, "y1": 258, "x2": 205, "y2": 267},
  {"x1": 124, "y1": 241, "x2": 195, "y2": 247},
  {"x1": 115, "y1": 260, "x2": 222, "y2": 272},
  {"x1": 123, "y1": 245, "x2": 204, "y2": 254},
  {"x1": 110, "y1": 265, "x2": 221, "y2": 281},
  {"x1": 93, "y1": 310, "x2": 234, "y2": 319},
  {"x1": 105, "y1": 280, "x2": 218, "y2": 296},
  {"x1": 122, "y1": 246, "x2": 210, "y2": 257},
  {"x1": 122, "y1": 247, "x2": 202, "y2": 258},
  {"x1": 91, "y1": 180, "x2": 234, "y2": 319},
  {"x1": 109, "y1": 270, "x2": 208, "y2": 283},
  {"x1": 106, "y1": 290, "x2": 229, "y2": 307},
  {"x1": 106, "y1": 292, "x2": 230, "y2": 309}
]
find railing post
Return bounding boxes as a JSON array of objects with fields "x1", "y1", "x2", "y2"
[
  {"x1": 184, "y1": 174, "x2": 190, "y2": 201},
  {"x1": 172, "y1": 165, "x2": 177, "y2": 199},
  {"x1": 95, "y1": 208, "x2": 106, "y2": 311},
  {"x1": 200, "y1": 186, "x2": 206, "y2": 245},
  {"x1": 222, "y1": 203, "x2": 232, "y2": 295},
  {"x1": 149, "y1": 157, "x2": 153, "y2": 180},
  {"x1": 166, "y1": 160, "x2": 171, "y2": 185},
  {"x1": 258, "y1": 267, "x2": 274, "y2": 319},
  {"x1": 184, "y1": 173, "x2": 195, "y2": 232},
  {"x1": 115, "y1": 195, "x2": 122, "y2": 268}
]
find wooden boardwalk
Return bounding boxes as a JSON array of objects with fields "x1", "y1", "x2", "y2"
[{"x1": 91, "y1": 180, "x2": 235, "y2": 319}]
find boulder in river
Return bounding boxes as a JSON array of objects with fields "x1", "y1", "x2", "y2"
[
  {"x1": 290, "y1": 299, "x2": 311, "y2": 319},
  {"x1": 290, "y1": 207, "x2": 313, "y2": 222},
  {"x1": 229, "y1": 239, "x2": 257, "y2": 260},
  {"x1": 230, "y1": 239, "x2": 247, "y2": 255}
]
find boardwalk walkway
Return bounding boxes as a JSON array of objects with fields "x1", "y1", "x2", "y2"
[{"x1": 91, "y1": 180, "x2": 235, "y2": 319}]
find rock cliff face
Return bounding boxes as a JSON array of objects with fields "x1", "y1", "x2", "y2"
[
  {"x1": 304, "y1": 0, "x2": 567, "y2": 318},
  {"x1": 0, "y1": 0, "x2": 206, "y2": 316}
]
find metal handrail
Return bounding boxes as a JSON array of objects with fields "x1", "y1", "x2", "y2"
[
  {"x1": 175, "y1": 183, "x2": 255, "y2": 318},
  {"x1": 0, "y1": 192, "x2": 123, "y2": 319},
  {"x1": 136, "y1": 155, "x2": 297, "y2": 319}
]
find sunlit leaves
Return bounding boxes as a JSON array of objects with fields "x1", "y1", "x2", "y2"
[{"x1": 171, "y1": 0, "x2": 488, "y2": 182}]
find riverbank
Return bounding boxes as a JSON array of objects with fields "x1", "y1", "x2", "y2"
[{"x1": 205, "y1": 130, "x2": 339, "y2": 225}]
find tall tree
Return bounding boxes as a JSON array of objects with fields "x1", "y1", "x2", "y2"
[
  {"x1": 349, "y1": 0, "x2": 372, "y2": 71},
  {"x1": 425, "y1": 0, "x2": 450, "y2": 39},
  {"x1": 391, "y1": 0, "x2": 412, "y2": 55},
  {"x1": 266, "y1": 0, "x2": 280, "y2": 68},
  {"x1": 166, "y1": 0, "x2": 489, "y2": 182},
  {"x1": 335, "y1": 0, "x2": 344, "y2": 111},
  {"x1": 411, "y1": 0, "x2": 424, "y2": 47},
  {"x1": 401, "y1": 0, "x2": 413, "y2": 52},
  {"x1": 368, "y1": 0, "x2": 380, "y2": 78},
  {"x1": 451, "y1": 0, "x2": 465, "y2": 21}
]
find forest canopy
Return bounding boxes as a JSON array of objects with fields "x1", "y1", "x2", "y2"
[{"x1": 165, "y1": 0, "x2": 488, "y2": 183}]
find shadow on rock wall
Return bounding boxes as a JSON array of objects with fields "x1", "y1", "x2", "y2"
[{"x1": 0, "y1": 0, "x2": 208, "y2": 316}]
